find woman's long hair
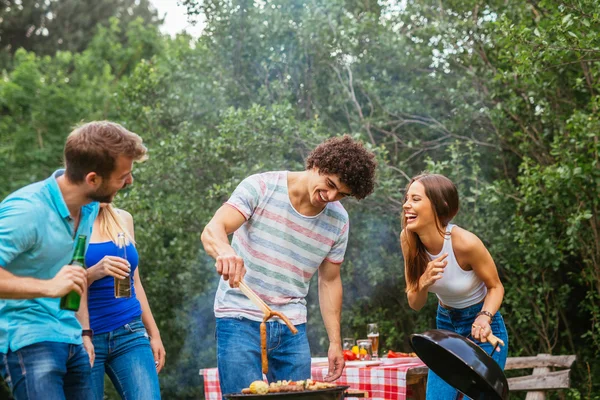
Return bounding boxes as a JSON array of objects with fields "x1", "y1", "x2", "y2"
[
  {"x1": 402, "y1": 173, "x2": 459, "y2": 293},
  {"x1": 97, "y1": 204, "x2": 135, "y2": 245}
]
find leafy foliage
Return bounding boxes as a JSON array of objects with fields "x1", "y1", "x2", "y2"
[
  {"x1": 0, "y1": 0, "x2": 161, "y2": 61},
  {"x1": 1, "y1": 0, "x2": 599, "y2": 398}
]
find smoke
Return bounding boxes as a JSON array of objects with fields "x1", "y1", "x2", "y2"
[{"x1": 160, "y1": 253, "x2": 219, "y2": 399}]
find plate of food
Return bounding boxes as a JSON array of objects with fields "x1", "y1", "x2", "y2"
[
  {"x1": 345, "y1": 360, "x2": 381, "y2": 367},
  {"x1": 379, "y1": 351, "x2": 418, "y2": 364},
  {"x1": 312, "y1": 358, "x2": 381, "y2": 368}
]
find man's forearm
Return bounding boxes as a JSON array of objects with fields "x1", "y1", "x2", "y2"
[
  {"x1": 201, "y1": 223, "x2": 236, "y2": 259},
  {"x1": 318, "y1": 275, "x2": 343, "y2": 346},
  {"x1": 0, "y1": 268, "x2": 50, "y2": 299}
]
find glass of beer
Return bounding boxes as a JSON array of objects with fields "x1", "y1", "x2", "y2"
[{"x1": 367, "y1": 323, "x2": 380, "y2": 359}]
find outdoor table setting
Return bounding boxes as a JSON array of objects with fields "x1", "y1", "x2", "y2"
[
  {"x1": 200, "y1": 316, "x2": 429, "y2": 400},
  {"x1": 200, "y1": 325, "x2": 513, "y2": 400},
  {"x1": 200, "y1": 356, "x2": 428, "y2": 400},
  {"x1": 199, "y1": 282, "x2": 509, "y2": 400}
]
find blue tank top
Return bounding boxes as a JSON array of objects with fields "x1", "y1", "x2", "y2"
[{"x1": 86, "y1": 241, "x2": 142, "y2": 334}]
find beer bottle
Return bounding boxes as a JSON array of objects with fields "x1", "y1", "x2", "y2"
[
  {"x1": 60, "y1": 235, "x2": 87, "y2": 311},
  {"x1": 114, "y1": 232, "x2": 132, "y2": 298}
]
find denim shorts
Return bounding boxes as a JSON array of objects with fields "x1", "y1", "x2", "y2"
[
  {"x1": 426, "y1": 302, "x2": 509, "y2": 400},
  {"x1": 216, "y1": 317, "x2": 310, "y2": 395}
]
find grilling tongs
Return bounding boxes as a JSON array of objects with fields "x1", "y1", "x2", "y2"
[{"x1": 238, "y1": 280, "x2": 298, "y2": 374}]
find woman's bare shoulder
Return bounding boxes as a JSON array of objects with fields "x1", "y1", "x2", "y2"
[
  {"x1": 114, "y1": 208, "x2": 133, "y2": 222},
  {"x1": 451, "y1": 226, "x2": 484, "y2": 255},
  {"x1": 114, "y1": 208, "x2": 135, "y2": 236}
]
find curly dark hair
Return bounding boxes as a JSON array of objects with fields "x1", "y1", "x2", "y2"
[{"x1": 305, "y1": 135, "x2": 377, "y2": 200}]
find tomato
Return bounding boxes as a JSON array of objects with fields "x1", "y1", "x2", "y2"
[{"x1": 343, "y1": 350, "x2": 357, "y2": 361}]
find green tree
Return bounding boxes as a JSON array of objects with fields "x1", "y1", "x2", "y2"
[
  {"x1": 0, "y1": 0, "x2": 161, "y2": 65},
  {"x1": 1, "y1": 0, "x2": 600, "y2": 398}
]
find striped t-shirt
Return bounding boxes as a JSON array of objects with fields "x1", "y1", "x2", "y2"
[{"x1": 214, "y1": 171, "x2": 349, "y2": 325}]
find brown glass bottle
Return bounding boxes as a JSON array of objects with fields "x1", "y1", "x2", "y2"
[{"x1": 114, "y1": 232, "x2": 132, "y2": 298}]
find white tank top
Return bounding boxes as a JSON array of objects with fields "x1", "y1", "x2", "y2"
[{"x1": 427, "y1": 224, "x2": 487, "y2": 308}]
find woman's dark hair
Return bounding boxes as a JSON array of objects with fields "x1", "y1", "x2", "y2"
[
  {"x1": 305, "y1": 135, "x2": 377, "y2": 200},
  {"x1": 402, "y1": 173, "x2": 459, "y2": 292}
]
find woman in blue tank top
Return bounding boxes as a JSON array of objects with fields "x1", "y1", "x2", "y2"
[
  {"x1": 86, "y1": 203, "x2": 164, "y2": 400},
  {"x1": 400, "y1": 173, "x2": 508, "y2": 400}
]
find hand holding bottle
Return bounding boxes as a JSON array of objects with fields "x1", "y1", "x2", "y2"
[
  {"x1": 87, "y1": 256, "x2": 130, "y2": 283},
  {"x1": 47, "y1": 265, "x2": 88, "y2": 297},
  {"x1": 60, "y1": 235, "x2": 88, "y2": 311}
]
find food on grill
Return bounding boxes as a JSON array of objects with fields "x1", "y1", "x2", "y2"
[
  {"x1": 237, "y1": 281, "x2": 298, "y2": 376},
  {"x1": 260, "y1": 322, "x2": 267, "y2": 373},
  {"x1": 241, "y1": 379, "x2": 337, "y2": 394},
  {"x1": 242, "y1": 381, "x2": 269, "y2": 394}
]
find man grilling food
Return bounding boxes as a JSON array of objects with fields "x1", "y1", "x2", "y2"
[{"x1": 201, "y1": 136, "x2": 377, "y2": 395}]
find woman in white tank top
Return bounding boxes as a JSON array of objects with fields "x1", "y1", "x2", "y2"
[{"x1": 400, "y1": 173, "x2": 508, "y2": 400}]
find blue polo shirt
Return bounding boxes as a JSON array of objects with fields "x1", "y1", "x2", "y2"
[{"x1": 0, "y1": 170, "x2": 99, "y2": 353}]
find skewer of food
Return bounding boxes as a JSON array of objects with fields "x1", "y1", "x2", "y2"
[
  {"x1": 241, "y1": 379, "x2": 338, "y2": 394},
  {"x1": 238, "y1": 281, "x2": 298, "y2": 374}
]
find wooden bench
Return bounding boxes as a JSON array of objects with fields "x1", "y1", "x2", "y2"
[
  {"x1": 505, "y1": 353, "x2": 577, "y2": 399},
  {"x1": 406, "y1": 353, "x2": 576, "y2": 400}
]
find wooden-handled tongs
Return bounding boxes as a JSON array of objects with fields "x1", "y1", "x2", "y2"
[
  {"x1": 238, "y1": 280, "x2": 298, "y2": 374},
  {"x1": 486, "y1": 333, "x2": 505, "y2": 355}
]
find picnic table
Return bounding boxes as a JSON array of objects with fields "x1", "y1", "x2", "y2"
[{"x1": 200, "y1": 357, "x2": 428, "y2": 400}]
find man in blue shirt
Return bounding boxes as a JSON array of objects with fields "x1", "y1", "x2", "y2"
[{"x1": 0, "y1": 121, "x2": 148, "y2": 400}]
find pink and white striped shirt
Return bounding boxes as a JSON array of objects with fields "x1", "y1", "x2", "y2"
[{"x1": 214, "y1": 171, "x2": 349, "y2": 324}]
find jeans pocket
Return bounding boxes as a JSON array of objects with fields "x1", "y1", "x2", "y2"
[
  {"x1": 125, "y1": 320, "x2": 148, "y2": 336},
  {"x1": 16, "y1": 351, "x2": 26, "y2": 377}
]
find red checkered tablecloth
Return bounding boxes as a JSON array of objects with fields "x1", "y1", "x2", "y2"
[{"x1": 200, "y1": 358, "x2": 426, "y2": 400}]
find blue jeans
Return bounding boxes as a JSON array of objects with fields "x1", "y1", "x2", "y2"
[
  {"x1": 216, "y1": 317, "x2": 311, "y2": 395},
  {"x1": 426, "y1": 303, "x2": 509, "y2": 400},
  {"x1": 91, "y1": 318, "x2": 161, "y2": 400},
  {"x1": 0, "y1": 342, "x2": 92, "y2": 400}
]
